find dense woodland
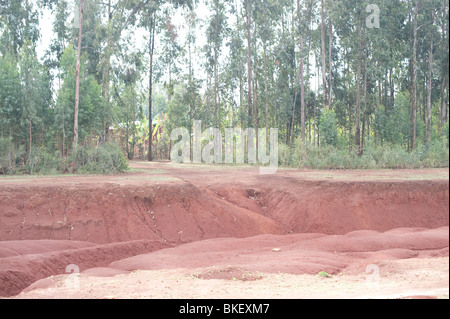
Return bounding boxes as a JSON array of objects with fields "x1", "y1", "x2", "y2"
[{"x1": 0, "y1": 0, "x2": 449, "y2": 174}]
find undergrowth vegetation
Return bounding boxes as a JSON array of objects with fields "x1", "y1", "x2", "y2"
[
  {"x1": 0, "y1": 138, "x2": 128, "y2": 175},
  {"x1": 278, "y1": 137, "x2": 449, "y2": 170}
]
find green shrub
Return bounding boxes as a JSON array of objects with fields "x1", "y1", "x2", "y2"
[
  {"x1": 0, "y1": 137, "x2": 23, "y2": 175},
  {"x1": 25, "y1": 147, "x2": 64, "y2": 175},
  {"x1": 444, "y1": 122, "x2": 449, "y2": 147},
  {"x1": 319, "y1": 110, "x2": 339, "y2": 147},
  {"x1": 73, "y1": 142, "x2": 129, "y2": 175},
  {"x1": 278, "y1": 137, "x2": 448, "y2": 170},
  {"x1": 414, "y1": 139, "x2": 449, "y2": 168},
  {"x1": 278, "y1": 143, "x2": 292, "y2": 167}
]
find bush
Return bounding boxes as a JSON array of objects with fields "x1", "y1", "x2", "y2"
[
  {"x1": 319, "y1": 110, "x2": 339, "y2": 147},
  {"x1": 25, "y1": 147, "x2": 65, "y2": 175},
  {"x1": 278, "y1": 143, "x2": 291, "y2": 166},
  {"x1": 278, "y1": 138, "x2": 448, "y2": 170},
  {"x1": 72, "y1": 142, "x2": 129, "y2": 175},
  {"x1": 0, "y1": 137, "x2": 23, "y2": 175},
  {"x1": 444, "y1": 122, "x2": 449, "y2": 147}
]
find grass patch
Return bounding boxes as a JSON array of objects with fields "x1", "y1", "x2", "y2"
[{"x1": 317, "y1": 271, "x2": 332, "y2": 278}]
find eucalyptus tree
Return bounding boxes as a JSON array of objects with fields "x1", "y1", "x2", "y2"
[
  {"x1": 113, "y1": 48, "x2": 145, "y2": 160},
  {"x1": 136, "y1": 0, "x2": 195, "y2": 161},
  {"x1": 56, "y1": 45, "x2": 103, "y2": 156},
  {"x1": 0, "y1": 0, "x2": 40, "y2": 56},
  {"x1": 205, "y1": 0, "x2": 228, "y2": 128},
  {"x1": 256, "y1": 0, "x2": 279, "y2": 140},
  {"x1": 331, "y1": 0, "x2": 367, "y2": 152},
  {"x1": 18, "y1": 40, "x2": 52, "y2": 157},
  {"x1": 439, "y1": 0, "x2": 448, "y2": 130},
  {"x1": 0, "y1": 53, "x2": 21, "y2": 139}
]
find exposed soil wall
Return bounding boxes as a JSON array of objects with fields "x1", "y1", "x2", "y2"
[{"x1": 1, "y1": 180, "x2": 447, "y2": 245}]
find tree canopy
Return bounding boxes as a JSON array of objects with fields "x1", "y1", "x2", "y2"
[{"x1": 0, "y1": 0, "x2": 448, "y2": 173}]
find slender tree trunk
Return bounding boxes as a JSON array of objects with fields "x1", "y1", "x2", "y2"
[
  {"x1": 253, "y1": 12, "x2": 259, "y2": 149},
  {"x1": 361, "y1": 48, "x2": 368, "y2": 155},
  {"x1": 442, "y1": 77, "x2": 447, "y2": 129},
  {"x1": 440, "y1": 0, "x2": 448, "y2": 130},
  {"x1": 263, "y1": 43, "x2": 269, "y2": 143},
  {"x1": 427, "y1": 11, "x2": 434, "y2": 141},
  {"x1": 62, "y1": 110, "x2": 65, "y2": 157},
  {"x1": 411, "y1": 0, "x2": 419, "y2": 151},
  {"x1": 390, "y1": 68, "x2": 395, "y2": 111},
  {"x1": 29, "y1": 118, "x2": 32, "y2": 157},
  {"x1": 73, "y1": 0, "x2": 85, "y2": 165},
  {"x1": 214, "y1": 4, "x2": 219, "y2": 128},
  {"x1": 320, "y1": 0, "x2": 328, "y2": 110},
  {"x1": 328, "y1": 1, "x2": 333, "y2": 110},
  {"x1": 148, "y1": 13, "x2": 156, "y2": 162},
  {"x1": 246, "y1": 0, "x2": 253, "y2": 128},
  {"x1": 384, "y1": 70, "x2": 388, "y2": 110},
  {"x1": 101, "y1": 0, "x2": 113, "y2": 144},
  {"x1": 297, "y1": 0, "x2": 306, "y2": 143},
  {"x1": 187, "y1": 15, "x2": 194, "y2": 158},
  {"x1": 354, "y1": 21, "x2": 363, "y2": 152},
  {"x1": 236, "y1": 0, "x2": 244, "y2": 127}
]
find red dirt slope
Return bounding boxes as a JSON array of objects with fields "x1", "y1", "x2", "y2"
[{"x1": 0, "y1": 163, "x2": 448, "y2": 298}]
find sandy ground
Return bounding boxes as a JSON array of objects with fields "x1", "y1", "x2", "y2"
[{"x1": 13, "y1": 257, "x2": 449, "y2": 299}]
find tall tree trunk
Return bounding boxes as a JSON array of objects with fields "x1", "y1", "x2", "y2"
[
  {"x1": 354, "y1": 21, "x2": 363, "y2": 152},
  {"x1": 442, "y1": 77, "x2": 448, "y2": 129},
  {"x1": 263, "y1": 43, "x2": 269, "y2": 143},
  {"x1": 297, "y1": 0, "x2": 306, "y2": 143},
  {"x1": 427, "y1": 10, "x2": 434, "y2": 141},
  {"x1": 390, "y1": 68, "x2": 395, "y2": 111},
  {"x1": 253, "y1": 12, "x2": 259, "y2": 149},
  {"x1": 440, "y1": 0, "x2": 448, "y2": 130},
  {"x1": 214, "y1": 5, "x2": 219, "y2": 128},
  {"x1": 361, "y1": 47, "x2": 368, "y2": 155},
  {"x1": 73, "y1": 0, "x2": 85, "y2": 163},
  {"x1": 328, "y1": 1, "x2": 333, "y2": 110},
  {"x1": 101, "y1": 0, "x2": 113, "y2": 144},
  {"x1": 29, "y1": 118, "x2": 32, "y2": 157},
  {"x1": 411, "y1": 0, "x2": 419, "y2": 151},
  {"x1": 246, "y1": 0, "x2": 253, "y2": 128},
  {"x1": 148, "y1": 13, "x2": 156, "y2": 162},
  {"x1": 320, "y1": 0, "x2": 328, "y2": 110}
]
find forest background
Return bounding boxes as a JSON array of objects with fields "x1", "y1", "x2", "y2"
[{"x1": 0, "y1": 0, "x2": 448, "y2": 175}]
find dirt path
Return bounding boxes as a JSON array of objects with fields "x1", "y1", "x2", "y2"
[{"x1": 0, "y1": 162, "x2": 448, "y2": 299}]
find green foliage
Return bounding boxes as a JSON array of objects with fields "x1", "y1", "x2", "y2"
[
  {"x1": 72, "y1": 142, "x2": 129, "y2": 175},
  {"x1": 319, "y1": 110, "x2": 339, "y2": 147},
  {"x1": 317, "y1": 271, "x2": 331, "y2": 278},
  {"x1": 1, "y1": 0, "x2": 449, "y2": 176},
  {"x1": 56, "y1": 45, "x2": 104, "y2": 148},
  {"x1": 0, "y1": 137, "x2": 24, "y2": 175},
  {"x1": 374, "y1": 92, "x2": 411, "y2": 146},
  {"x1": 444, "y1": 122, "x2": 449, "y2": 147},
  {"x1": 278, "y1": 138, "x2": 448, "y2": 170},
  {"x1": 24, "y1": 147, "x2": 64, "y2": 175},
  {"x1": 165, "y1": 83, "x2": 195, "y2": 134},
  {"x1": 0, "y1": 53, "x2": 22, "y2": 137}
]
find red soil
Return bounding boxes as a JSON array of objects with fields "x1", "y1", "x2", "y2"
[{"x1": 0, "y1": 163, "x2": 448, "y2": 298}]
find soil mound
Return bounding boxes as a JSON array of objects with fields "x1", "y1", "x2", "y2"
[{"x1": 0, "y1": 240, "x2": 169, "y2": 297}]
